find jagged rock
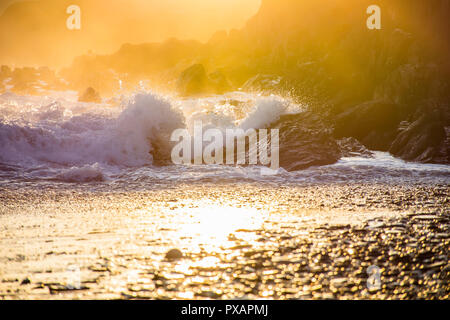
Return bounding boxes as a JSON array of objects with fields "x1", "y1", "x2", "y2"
[
  {"x1": 334, "y1": 100, "x2": 401, "y2": 151},
  {"x1": 242, "y1": 74, "x2": 282, "y2": 92},
  {"x1": 270, "y1": 111, "x2": 341, "y2": 171},
  {"x1": 177, "y1": 65, "x2": 232, "y2": 95},
  {"x1": 208, "y1": 70, "x2": 231, "y2": 94},
  {"x1": 389, "y1": 111, "x2": 449, "y2": 164},
  {"x1": 337, "y1": 137, "x2": 374, "y2": 158},
  {"x1": 78, "y1": 87, "x2": 101, "y2": 103},
  {"x1": 177, "y1": 64, "x2": 208, "y2": 95}
]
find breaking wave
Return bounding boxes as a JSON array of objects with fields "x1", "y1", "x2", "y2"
[
  {"x1": 0, "y1": 90, "x2": 448, "y2": 185},
  {"x1": 0, "y1": 92, "x2": 183, "y2": 167},
  {"x1": 0, "y1": 91, "x2": 291, "y2": 174}
]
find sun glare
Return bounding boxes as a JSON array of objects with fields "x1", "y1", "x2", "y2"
[{"x1": 176, "y1": 205, "x2": 264, "y2": 252}]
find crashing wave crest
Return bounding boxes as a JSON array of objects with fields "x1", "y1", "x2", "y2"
[{"x1": 0, "y1": 91, "x2": 290, "y2": 169}]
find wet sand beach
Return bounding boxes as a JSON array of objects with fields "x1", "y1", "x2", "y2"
[{"x1": 1, "y1": 181, "x2": 448, "y2": 300}]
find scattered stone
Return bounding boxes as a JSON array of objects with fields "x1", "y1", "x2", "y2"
[
  {"x1": 48, "y1": 284, "x2": 88, "y2": 293},
  {"x1": 165, "y1": 249, "x2": 183, "y2": 260}
]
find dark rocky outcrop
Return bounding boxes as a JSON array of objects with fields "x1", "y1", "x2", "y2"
[
  {"x1": 78, "y1": 87, "x2": 101, "y2": 103},
  {"x1": 333, "y1": 100, "x2": 402, "y2": 151},
  {"x1": 242, "y1": 74, "x2": 283, "y2": 92},
  {"x1": 271, "y1": 112, "x2": 341, "y2": 171},
  {"x1": 208, "y1": 70, "x2": 231, "y2": 94},
  {"x1": 177, "y1": 64, "x2": 208, "y2": 96},
  {"x1": 177, "y1": 64, "x2": 232, "y2": 96},
  {"x1": 337, "y1": 137, "x2": 374, "y2": 158},
  {"x1": 389, "y1": 109, "x2": 449, "y2": 163}
]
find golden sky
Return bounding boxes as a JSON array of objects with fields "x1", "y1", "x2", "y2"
[{"x1": 0, "y1": 0, "x2": 261, "y2": 67}]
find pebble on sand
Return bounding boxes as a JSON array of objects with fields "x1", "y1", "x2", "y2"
[{"x1": 165, "y1": 249, "x2": 183, "y2": 260}]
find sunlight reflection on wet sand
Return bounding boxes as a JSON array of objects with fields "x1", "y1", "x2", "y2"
[{"x1": 0, "y1": 183, "x2": 448, "y2": 299}]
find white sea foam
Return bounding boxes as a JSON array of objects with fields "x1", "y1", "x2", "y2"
[
  {"x1": 239, "y1": 96, "x2": 287, "y2": 130},
  {"x1": 0, "y1": 92, "x2": 184, "y2": 168},
  {"x1": 0, "y1": 91, "x2": 288, "y2": 172},
  {"x1": 56, "y1": 163, "x2": 105, "y2": 182}
]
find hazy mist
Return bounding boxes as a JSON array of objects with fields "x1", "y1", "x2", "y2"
[{"x1": 0, "y1": 0, "x2": 261, "y2": 67}]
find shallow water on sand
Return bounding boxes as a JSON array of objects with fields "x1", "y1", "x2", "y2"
[{"x1": 0, "y1": 182, "x2": 448, "y2": 299}]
